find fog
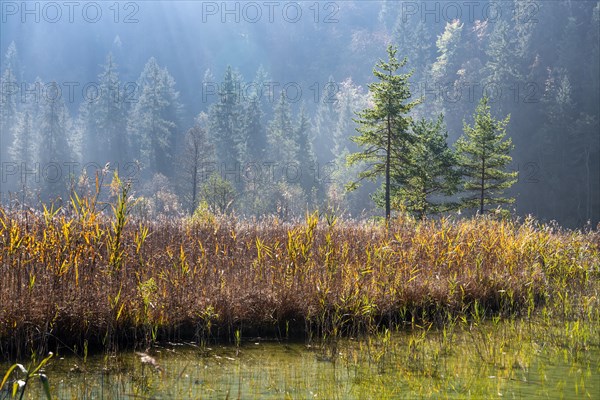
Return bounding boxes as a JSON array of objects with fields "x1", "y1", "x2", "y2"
[{"x1": 1, "y1": 1, "x2": 598, "y2": 227}]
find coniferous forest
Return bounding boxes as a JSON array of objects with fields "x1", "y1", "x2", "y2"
[
  {"x1": 0, "y1": 0, "x2": 598, "y2": 227},
  {"x1": 0, "y1": 2, "x2": 599, "y2": 399}
]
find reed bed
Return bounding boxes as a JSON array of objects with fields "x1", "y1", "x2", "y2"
[{"x1": 1, "y1": 190, "x2": 598, "y2": 360}]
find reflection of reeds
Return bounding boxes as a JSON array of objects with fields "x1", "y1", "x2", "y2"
[{"x1": 1, "y1": 191, "x2": 598, "y2": 359}]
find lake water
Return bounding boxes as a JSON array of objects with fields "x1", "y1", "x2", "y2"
[{"x1": 3, "y1": 320, "x2": 599, "y2": 399}]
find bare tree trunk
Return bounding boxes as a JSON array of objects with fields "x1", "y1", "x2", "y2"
[
  {"x1": 386, "y1": 113, "x2": 391, "y2": 223},
  {"x1": 480, "y1": 158, "x2": 485, "y2": 215}
]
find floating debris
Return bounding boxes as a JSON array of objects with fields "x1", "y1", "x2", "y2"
[{"x1": 135, "y1": 352, "x2": 163, "y2": 372}]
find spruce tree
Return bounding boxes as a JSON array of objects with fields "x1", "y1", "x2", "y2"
[
  {"x1": 97, "y1": 53, "x2": 128, "y2": 165},
  {"x1": 242, "y1": 94, "x2": 266, "y2": 163},
  {"x1": 430, "y1": 20, "x2": 463, "y2": 85},
  {"x1": 455, "y1": 96, "x2": 517, "y2": 214},
  {"x1": 313, "y1": 75, "x2": 338, "y2": 164},
  {"x1": 295, "y1": 105, "x2": 316, "y2": 199},
  {"x1": 1, "y1": 42, "x2": 20, "y2": 166},
  {"x1": 79, "y1": 53, "x2": 127, "y2": 166},
  {"x1": 39, "y1": 82, "x2": 73, "y2": 200},
  {"x1": 347, "y1": 45, "x2": 420, "y2": 221},
  {"x1": 484, "y1": 18, "x2": 520, "y2": 114},
  {"x1": 9, "y1": 111, "x2": 37, "y2": 167},
  {"x1": 333, "y1": 78, "x2": 369, "y2": 159},
  {"x1": 209, "y1": 66, "x2": 243, "y2": 172},
  {"x1": 391, "y1": 115, "x2": 460, "y2": 219},
  {"x1": 127, "y1": 57, "x2": 181, "y2": 177},
  {"x1": 267, "y1": 92, "x2": 296, "y2": 165}
]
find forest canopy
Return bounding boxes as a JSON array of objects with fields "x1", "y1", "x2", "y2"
[{"x1": 0, "y1": 0, "x2": 598, "y2": 227}]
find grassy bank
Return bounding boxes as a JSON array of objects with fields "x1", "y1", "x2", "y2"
[{"x1": 1, "y1": 193, "x2": 598, "y2": 360}]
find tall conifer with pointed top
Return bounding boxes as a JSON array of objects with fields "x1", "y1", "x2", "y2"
[
  {"x1": 456, "y1": 97, "x2": 517, "y2": 214},
  {"x1": 347, "y1": 45, "x2": 420, "y2": 221}
]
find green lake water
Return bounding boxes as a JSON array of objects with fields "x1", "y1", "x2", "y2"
[{"x1": 2, "y1": 320, "x2": 599, "y2": 399}]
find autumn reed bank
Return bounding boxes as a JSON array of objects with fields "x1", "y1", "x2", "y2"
[{"x1": 1, "y1": 196, "x2": 598, "y2": 359}]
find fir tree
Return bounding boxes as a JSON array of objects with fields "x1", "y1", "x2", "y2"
[
  {"x1": 209, "y1": 66, "x2": 243, "y2": 172},
  {"x1": 333, "y1": 78, "x2": 369, "y2": 158},
  {"x1": 295, "y1": 105, "x2": 316, "y2": 199},
  {"x1": 127, "y1": 57, "x2": 181, "y2": 177},
  {"x1": 1, "y1": 42, "x2": 20, "y2": 165},
  {"x1": 455, "y1": 97, "x2": 517, "y2": 214},
  {"x1": 39, "y1": 82, "x2": 73, "y2": 199},
  {"x1": 347, "y1": 45, "x2": 421, "y2": 221},
  {"x1": 430, "y1": 20, "x2": 463, "y2": 85},
  {"x1": 79, "y1": 53, "x2": 127, "y2": 165},
  {"x1": 242, "y1": 94, "x2": 266, "y2": 163},
  {"x1": 313, "y1": 75, "x2": 338, "y2": 164},
  {"x1": 9, "y1": 111, "x2": 37, "y2": 167},
  {"x1": 389, "y1": 116, "x2": 460, "y2": 219},
  {"x1": 97, "y1": 53, "x2": 128, "y2": 164},
  {"x1": 267, "y1": 92, "x2": 297, "y2": 165}
]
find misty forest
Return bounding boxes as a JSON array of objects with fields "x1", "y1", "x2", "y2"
[
  {"x1": 0, "y1": 0, "x2": 598, "y2": 226},
  {"x1": 0, "y1": 1, "x2": 599, "y2": 399}
]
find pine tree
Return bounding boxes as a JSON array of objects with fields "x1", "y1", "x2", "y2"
[
  {"x1": 485, "y1": 20, "x2": 520, "y2": 81},
  {"x1": 39, "y1": 87, "x2": 71, "y2": 164},
  {"x1": 347, "y1": 45, "x2": 421, "y2": 221},
  {"x1": 512, "y1": 0, "x2": 536, "y2": 61},
  {"x1": 159, "y1": 68, "x2": 182, "y2": 169},
  {"x1": 455, "y1": 97, "x2": 517, "y2": 214},
  {"x1": 237, "y1": 67, "x2": 270, "y2": 168},
  {"x1": 428, "y1": 20, "x2": 465, "y2": 130},
  {"x1": 390, "y1": 116, "x2": 460, "y2": 219},
  {"x1": 323, "y1": 79, "x2": 371, "y2": 212},
  {"x1": 6, "y1": 78, "x2": 43, "y2": 200}
]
